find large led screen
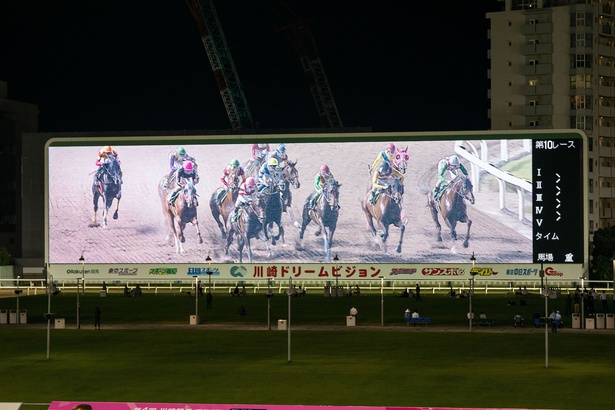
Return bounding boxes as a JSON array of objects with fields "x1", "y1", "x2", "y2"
[{"x1": 45, "y1": 131, "x2": 587, "y2": 281}]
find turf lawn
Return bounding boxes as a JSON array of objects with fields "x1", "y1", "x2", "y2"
[{"x1": 0, "y1": 290, "x2": 613, "y2": 410}]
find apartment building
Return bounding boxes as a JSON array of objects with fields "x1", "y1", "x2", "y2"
[{"x1": 488, "y1": 0, "x2": 615, "y2": 252}]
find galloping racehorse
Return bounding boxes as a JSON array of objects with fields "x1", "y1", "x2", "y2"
[
  {"x1": 209, "y1": 167, "x2": 243, "y2": 239},
  {"x1": 361, "y1": 176, "x2": 405, "y2": 253},
  {"x1": 260, "y1": 180, "x2": 285, "y2": 246},
  {"x1": 300, "y1": 178, "x2": 341, "y2": 261},
  {"x1": 280, "y1": 160, "x2": 300, "y2": 224},
  {"x1": 427, "y1": 174, "x2": 475, "y2": 248},
  {"x1": 92, "y1": 157, "x2": 122, "y2": 227},
  {"x1": 225, "y1": 195, "x2": 270, "y2": 263},
  {"x1": 393, "y1": 146, "x2": 409, "y2": 174},
  {"x1": 158, "y1": 180, "x2": 202, "y2": 254}
]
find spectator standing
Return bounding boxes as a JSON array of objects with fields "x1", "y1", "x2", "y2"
[
  {"x1": 565, "y1": 293, "x2": 572, "y2": 315},
  {"x1": 206, "y1": 291, "x2": 213, "y2": 309},
  {"x1": 415, "y1": 284, "x2": 422, "y2": 301},
  {"x1": 600, "y1": 291, "x2": 609, "y2": 312},
  {"x1": 94, "y1": 306, "x2": 102, "y2": 330}
]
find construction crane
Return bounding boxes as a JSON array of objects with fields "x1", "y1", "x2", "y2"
[
  {"x1": 184, "y1": 0, "x2": 255, "y2": 131},
  {"x1": 276, "y1": 2, "x2": 343, "y2": 128}
]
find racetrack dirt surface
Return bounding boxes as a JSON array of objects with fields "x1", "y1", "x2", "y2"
[{"x1": 48, "y1": 139, "x2": 531, "y2": 265}]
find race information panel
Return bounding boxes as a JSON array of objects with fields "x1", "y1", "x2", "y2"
[{"x1": 533, "y1": 137, "x2": 584, "y2": 264}]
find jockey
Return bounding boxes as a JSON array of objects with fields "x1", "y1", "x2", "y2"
[
  {"x1": 221, "y1": 159, "x2": 246, "y2": 187},
  {"x1": 168, "y1": 146, "x2": 195, "y2": 172},
  {"x1": 251, "y1": 143, "x2": 270, "y2": 160},
  {"x1": 95, "y1": 145, "x2": 122, "y2": 181},
  {"x1": 433, "y1": 154, "x2": 468, "y2": 199},
  {"x1": 216, "y1": 159, "x2": 246, "y2": 205},
  {"x1": 258, "y1": 157, "x2": 281, "y2": 192},
  {"x1": 369, "y1": 161, "x2": 393, "y2": 204},
  {"x1": 369, "y1": 142, "x2": 396, "y2": 172},
  {"x1": 232, "y1": 177, "x2": 258, "y2": 222},
  {"x1": 168, "y1": 161, "x2": 197, "y2": 205},
  {"x1": 268, "y1": 143, "x2": 288, "y2": 168},
  {"x1": 165, "y1": 146, "x2": 196, "y2": 188},
  {"x1": 310, "y1": 164, "x2": 335, "y2": 209}
]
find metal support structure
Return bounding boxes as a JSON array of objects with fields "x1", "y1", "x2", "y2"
[
  {"x1": 193, "y1": 275, "x2": 199, "y2": 324},
  {"x1": 540, "y1": 263, "x2": 549, "y2": 368},
  {"x1": 380, "y1": 276, "x2": 384, "y2": 327},
  {"x1": 276, "y1": 2, "x2": 343, "y2": 128},
  {"x1": 267, "y1": 278, "x2": 273, "y2": 331},
  {"x1": 78, "y1": 255, "x2": 84, "y2": 330},
  {"x1": 469, "y1": 252, "x2": 476, "y2": 332},
  {"x1": 287, "y1": 277, "x2": 292, "y2": 363},
  {"x1": 185, "y1": 0, "x2": 254, "y2": 131},
  {"x1": 333, "y1": 254, "x2": 339, "y2": 297},
  {"x1": 15, "y1": 275, "x2": 21, "y2": 324},
  {"x1": 46, "y1": 269, "x2": 53, "y2": 360}
]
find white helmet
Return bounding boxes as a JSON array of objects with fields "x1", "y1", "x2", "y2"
[{"x1": 449, "y1": 155, "x2": 460, "y2": 167}]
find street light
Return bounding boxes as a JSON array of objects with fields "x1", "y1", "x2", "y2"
[
  {"x1": 540, "y1": 263, "x2": 549, "y2": 368},
  {"x1": 287, "y1": 276, "x2": 293, "y2": 362},
  {"x1": 379, "y1": 276, "x2": 384, "y2": 327},
  {"x1": 267, "y1": 278, "x2": 273, "y2": 330},
  {"x1": 333, "y1": 254, "x2": 339, "y2": 297},
  {"x1": 469, "y1": 252, "x2": 476, "y2": 332},
  {"x1": 78, "y1": 254, "x2": 84, "y2": 330},
  {"x1": 193, "y1": 275, "x2": 199, "y2": 324},
  {"x1": 15, "y1": 275, "x2": 22, "y2": 325},
  {"x1": 46, "y1": 268, "x2": 54, "y2": 360},
  {"x1": 206, "y1": 254, "x2": 213, "y2": 294}
]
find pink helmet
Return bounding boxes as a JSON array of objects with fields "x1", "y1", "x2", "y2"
[
  {"x1": 320, "y1": 164, "x2": 330, "y2": 175},
  {"x1": 246, "y1": 177, "x2": 256, "y2": 187},
  {"x1": 183, "y1": 161, "x2": 194, "y2": 173},
  {"x1": 386, "y1": 143, "x2": 396, "y2": 153}
]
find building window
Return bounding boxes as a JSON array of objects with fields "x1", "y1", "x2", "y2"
[
  {"x1": 572, "y1": 95, "x2": 592, "y2": 109},
  {"x1": 572, "y1": 12, "x2": 592, "y2": 27},
  {"x1": 589, "y1": 138, "x2": 593, "y2": 153},
  {"x1": 529, "y1": 59, "x2": 539, "y2": 65},
  {"x1": 570, "y1": 74, "x2": 593, "y2": 89},
  {"x1": 589, "y1": 199, "x2": 594, "y2": 214},
  {"x1": 589, "y1": 178, "x2": 593, "y2": 193},
  {"x1": 529, "y1": 79, "x2": 539, "y2": 86},
  {"x1": 529, "y1": 120, "x2": 539, "y2": 127},
  {"x1": 571, "y1": 33, "x2": 592, "y2": 47},
  {"x1": 529, "y1": 100, "x2": 539, "y2": 106},
  {"x1": 528, "y1": 39, "x2": 538, "y2": 45},
  {"x1": 571, "y1": 54, "x2": 592, "y2": 68},
  {"x1": 571, "y1": 115, "x2": 593, "y2": 130}
]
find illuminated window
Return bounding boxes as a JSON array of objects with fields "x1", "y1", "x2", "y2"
[{"x1": 529, "y1": 79, "x2": 539, "y2": 86}]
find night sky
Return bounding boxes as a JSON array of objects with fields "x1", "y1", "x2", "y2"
[{"x1": 1, "y1": 0, "x2": 502, "y2": 133}]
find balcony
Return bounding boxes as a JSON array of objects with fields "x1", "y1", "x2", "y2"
[
  {"x1": 523, "y1": 104, "x2": 552, "y2": 116},
  {"x1": 599, "y1": 105, "x2": 615, "y2": 117},
  {"x1": 523, "y1": 84, "x2": 553, "y2": 95},
  {"x1": 599, "y1": 85, "x2": 615, "y2": 97},
  {"x1": 521, "y1": 22, "x2": 553, "y2": 35},
  {"x1": 521, "y1": 63, "x2": 553, "y2": 75},
  {"x1": 522, "y1": 43, "x2": 553, "y2": 55}
]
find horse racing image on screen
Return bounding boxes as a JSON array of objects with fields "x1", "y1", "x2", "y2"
[{"x1": 45, "y1": 131, "x2": 587, "y2": 282}]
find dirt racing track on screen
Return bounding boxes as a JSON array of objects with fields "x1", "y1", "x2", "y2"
[{"x1": 45, "y1": 130, "x2": 587, "y2": 284}]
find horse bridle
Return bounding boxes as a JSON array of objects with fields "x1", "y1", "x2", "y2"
[{"x1": 322, "y1": 181, "x2": 340, "y2": 210}]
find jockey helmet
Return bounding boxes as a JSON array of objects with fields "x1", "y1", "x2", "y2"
[
  {"x1": 257, "y1": 143, "x2": 268, "y2": 149},
  {"x1": 231, "y1": 159, "x2": 240, "y2": 168},
  {"x1": 177, "y1": 146, "x2": 187, "y2": 156},
  {"x1": 320, "y1": 164, "x2": 330, "y2": 175},
  {"x1": 449, "y1": 155, "x2": 460, "y2": 167},
  {"x1": 276, "y1": 143, "x2": 286, "y2": 154},
  {"x1": 268, "y1": 157, "x2": 278, "y2": 167},
  {"x1": 103, "y1": 145, "x2": 113, "y2": 153},
  {"x1": 246, "y1": 177, "x2": 256, "y2": 187},
  {"x1": 386, "y1": 143, "x2": 396, "y2": 153},
  {"x1": 378, "y1": 162, "x2": 391, "y2": 176},
  {"x1": 183, "y1": 161, "x2": 194, "y2": 173}
]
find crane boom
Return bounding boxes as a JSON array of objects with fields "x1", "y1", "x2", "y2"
[{"x1": 185, "y1": 0, "x2": 254, "y2": 131}]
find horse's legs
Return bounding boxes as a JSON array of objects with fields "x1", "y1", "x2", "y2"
[
  {"x1": 428, "y1": 200, "x2": 443, "y2": 242},
  {"x1": 447, "y1": 218, "x2": 458, "y2": 240},
  {"x1": 396, "y1": 223, "x2": 406, "y2": 254},
  {"x1": 362, "y1": 199, "x2": 377, "y2": 236},
  {"x1": 225, "y1": 225, "x2": 234, "y2": 256},
  {"x1": 299, "y1": 203, "x2": 311, "y2": 240},
  {"x1": 210, "y1": 197, "x2": 226, "y2": 239},
  {"x1": 463, "y1": 219, "x2": 472, "y2": 248},
  {"x1": 113, "y1": 197, "x2": 121, "y2": 220},
  {"x1": 92, "y1": 190, "x2": 100, "y2": 224},
  {"x1": 192, "y1": 217, "x2": 203, "y2": 244}
]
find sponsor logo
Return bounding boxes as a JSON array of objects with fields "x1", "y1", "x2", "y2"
[
  {"x1": 470, "y1": 267, "x2": 498, "y2": 277},
  {"x1": 230, "y1": 266, "x2": 247, "y2": 277},
  {"x1": 505, "y1": 268, "x2": 539, "y2": 276},
  {"x1": 390, "y1": 268, "x2": 417, "y2": 276},
  {"x1": 108, "y1": 268, "x2": 138, "y2": 275},
  {"x1": 187, "y1": 267, "x2": 220, "y2": 276},
  {"x1": 65, "y1": 269, "x2": 100, "y2": 274},
  {"x1": 148, "y1": 268, "x2": 177, "y2": 275},
  {"x1": 422, "y1": 267, "x2": 465, "y2": 276},
  {"x1": 545, "y1": 267, "x2": 564, "y2": 277}
]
